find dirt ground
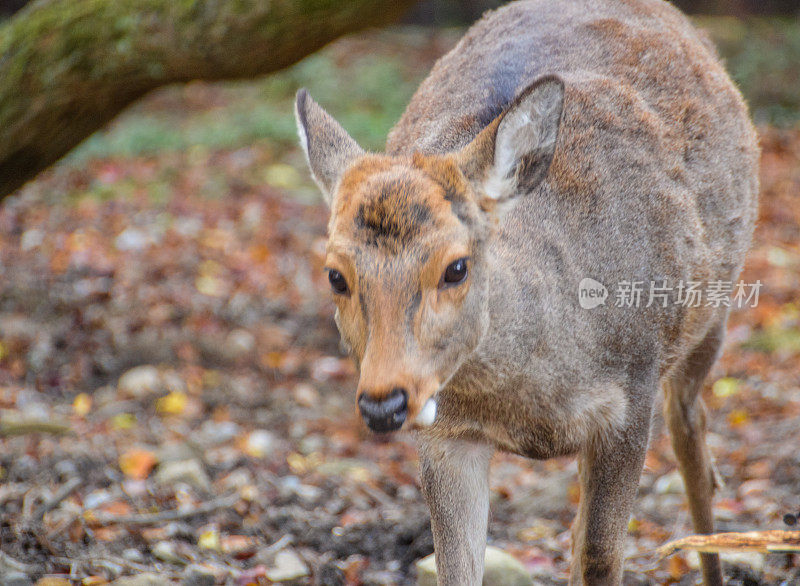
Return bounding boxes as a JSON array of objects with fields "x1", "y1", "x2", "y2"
[{"x1": 1, "y1": 75, "x2": 799, "y2": 586}]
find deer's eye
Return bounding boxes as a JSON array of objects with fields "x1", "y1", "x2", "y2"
[
  {"x1": 328, "y1": 269, "x2": 349, "y2": 295},
  {"x1": 440, "y1": 258, "x2": 468, "y2": 288}
]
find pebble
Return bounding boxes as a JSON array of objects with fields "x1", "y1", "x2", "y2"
[
  {"x1": 83, "y1": 489, "x2": 114, "y2": 510},
  {"x1": 654, "y1": 470, "x2": 685, "y2": 495},
  {"x1": 1, "y1": 572, "x2": 32, "y2": 586},
  {"x1": 293, "y1": 483, "x2": 323, "y2": 504},
  {"x1": 155, "y1": 459, "x2": 211, "y2": 493},
  {"x1": 181, "y1": 564, "x2": 216, "y2": 586},
  {"x1": 244, "y1": 430, "x2": 276, "y2": 458},
  {"x1": 265, "y1": 549, "x2": 310, "y2": 582},
  {"x1": 687, "y1": 550, "x2": 764, "y2": 573},
  {"x1": 152, "y1": 541, "x2": 186, "y2": 565},
  {"x1": 197, "y1": 420, "x2": 239, "y2": 446},
  {"x1": 299, "y1": 434, "x2": 325, "y2": 455},
  {"x1": 226, "y1": 329, "x2": 255, "y2": 357},
  {"x1": 220, "y1": 468, "x2": 254, "y2": 491},
  {"x1": 33, "y1": 579, "x2": 70, "y2": 586},
  {"x1": 115, "y1": 228, "x2": 150, "y2": 251},
  {"x1": 20, "y1": 229, "x2": 43, "y2": 251},
  {"x1": 118, "y1": 366, "x2": 162, "y2": 398},
  {"x1": 361, "y1": 569, "x2": 402, "y2": 585},
  {"x1": 121, "y1": 548, "x2": 145, "y2": 563},
  {"x1": 156, "y1": 442, "x2": 199, "y2": 463},
  {"x1": 293, "y1": 383, "x2": 319, "y2": 408},
  {"x1": 416, "y1": 546, "x2": 533, "y2": 586},
  {"x1": 109, "y1": 574, "x2": 164, "y2": 586}
]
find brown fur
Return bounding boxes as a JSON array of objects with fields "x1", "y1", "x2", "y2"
[{"x1": 295, "y1": 1, "x2": 760, "y2": 584}]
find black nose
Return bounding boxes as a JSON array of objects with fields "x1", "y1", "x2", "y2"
[{"x1": 358, "y1": 388, "x2": 408, "y2": 433}]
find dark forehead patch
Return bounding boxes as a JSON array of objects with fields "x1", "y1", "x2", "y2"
[{"x1": 355, "y1": 179, "x2": 433, "y2": 249}]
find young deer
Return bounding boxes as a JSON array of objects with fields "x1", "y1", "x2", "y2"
[{"x1": 294, "y1": 0, "x2": 759, "y2": 583}]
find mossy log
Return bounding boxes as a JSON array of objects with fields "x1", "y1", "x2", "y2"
[{"x1": 0, "y1": 0, "x2": 416, "y2": 198}]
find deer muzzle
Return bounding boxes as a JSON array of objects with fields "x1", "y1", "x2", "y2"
[{"x1": 358, "y1": 387, "x2": 408, "y2": 433}]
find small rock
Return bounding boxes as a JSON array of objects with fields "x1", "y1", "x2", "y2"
[
  {"x1": 152, "y1": 541, "x2": 187, "y2": 565},
  {"x1": 416, "y1": 546, "x2": 533, "y2": 586},
  {"x1": 182, "y1": 564, "x2": 216, "y2": 586},
  {"x1": 293, "y1": 383, "x2": 319, "y2": 408},
  {"x1": 20, "y1": 229, "x2": 43, "y2": 251},
  {"x1": 34, "y1": 579, "x2": 71, "y2": 586},
  {"x1": 654, "y1": 470, "x2": 685, "y2": 495},
  {"x1": 83, "y1": 489, "x2": 114, "y2": 510},
  {"x1": 2, "y1": 572, "x2": 33, "y2": 586},
  {"x1": 197, "y1": 420, "x2": 239, "y2": 446},
  {"x1": 310, "y1": 356, "x2": 348, "y2": 382},
  {"x1": 121, "y1": 548, "x2": 145, "y2": 563},
  {"x1": 157, "y1": 442, "x2": 199, "y2": 463},
  {"x1": 244, "y1": 430, "x2": 276, "y2": 458},
  {"x1": 723, "y1": 551, "x2": 765, "y2": 574},
  {"x1": 299, "y1": 434, "x2": 325, "y2": 455},
  {"x1": 293, "y1": 483, "x2": 323, "y2": 505},
  {"x1": 226, "y1": 329, "x2": 255, "y2": 358},
  {"x1": 687, "y1": 551, "x2": 765, "y2": 574},
  {"x1": 739, "y1": 478, "x2": 770, "y2": 497},
  {"x1": 110, "y1": 574, "x2": 164, "y2": 586},
  {"x1": 115, "y1": 227, "x2": 150, "y2": 251},
  {"x1": 265, "y1": 550, "x2": 310, "y2": 582},
  {"x1": 118, "y1": 366, "x2": 162, "y2": 399},
  {"x1": 16, "y1": 388, "x2": 49, "y2": 419},
  {"x1": 155, "y1": 459, "x2": 211, "y2": 493},
  {"x1": 220, "y1": 468, "x2": 254, "y2": 491},
  {"x1": 54, "y1": 459, "x2": 78, "y2": 480},
  {"x1": 361, "y1": 569, "x2": 402, "y2": 585}
]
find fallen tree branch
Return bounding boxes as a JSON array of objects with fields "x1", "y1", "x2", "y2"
[
  {"x1": 0, "y1": 0, "x2": 418, "y2": 198},
  {"x1": 658, "y1": 530, "x2": 800, "y2": 558},
  {"x1": 30, "y1": 476, "x2": 82, "y2": 521},
  {"x1": 0, "y1": 550, "x2": 38, "y2": 573},
  {"x1": 0, "y1": 418, "x2": 71, "y2": 437},
  {"x1": 87, "y1": 492, "x2": 239, "y2": 526}
]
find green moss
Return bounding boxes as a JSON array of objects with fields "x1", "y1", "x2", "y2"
[
  {"x1": 68, "y1": 39, "x2": 423, "y2": 162},
  {"x1": 698, "y1": 16, "x2": 800, "y2": 126}
]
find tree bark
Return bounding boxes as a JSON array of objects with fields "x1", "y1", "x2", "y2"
[{"x1": 0, "y1": 0, "x2": 416, "y2": 199}]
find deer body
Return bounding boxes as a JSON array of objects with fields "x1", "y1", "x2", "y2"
[{"x1": 295, "y1": 0, "x2": 759, "y2": 584}]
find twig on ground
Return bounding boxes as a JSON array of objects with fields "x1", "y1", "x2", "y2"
[
  {"x1": 0, "y1": 419, "x2": 72, "y2": 437},
  {"x1": 261, "y1": 534, "x2": 293, "y2": 556},
  {"x1": 31, "y1": 476, "x2": 82, "y2": 520},
  {"x1": 359, "y1": 482, "x2": 394, "y2": 508},
  {"x1": 0, "y1": 550, "x2": 38, "y2": 573},
  {"x1": 88, "y1": 492, "x2": 239, "y2": 526}
]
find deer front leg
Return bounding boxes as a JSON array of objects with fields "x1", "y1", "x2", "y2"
[
  {"x1": 570, "y1": 398, "x2": 654, "y2": 585},
  {"x1": 418, "y1": 437, "x2": 494, "y2": 586}
]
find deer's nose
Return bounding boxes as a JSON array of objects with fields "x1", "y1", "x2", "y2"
[{"x1": 358, "y1": 388, "x2": 408, "y2": 433}]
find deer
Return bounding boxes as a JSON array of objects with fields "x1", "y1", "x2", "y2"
[{"x1": 294, "y1": 0, "x2": 760, "y2": 583}]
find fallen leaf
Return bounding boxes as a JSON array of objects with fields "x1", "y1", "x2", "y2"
[
  {"x1": 73, "y1": 393, "x2": 92, "y2": 416},
  {"x1": 156, "y1": 391, "x2": 188, "y2": 415},
  {"x1": 118, "y1": 448, "x2": 157, "y2": 480},
  {"x1": 658, "y1": 530, "x2": 800, "y2": 558}
]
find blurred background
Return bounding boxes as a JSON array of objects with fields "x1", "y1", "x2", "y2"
[{"x1": 0, "y1": 1, "x2": 798, "y2": 585}]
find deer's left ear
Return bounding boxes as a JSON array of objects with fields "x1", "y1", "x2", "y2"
[{"x1": 457, "y1": 75, "x2": 564, "y2": 205}]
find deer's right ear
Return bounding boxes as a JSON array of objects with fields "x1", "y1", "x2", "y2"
[{"x1": 295, "y1": 89, "x2": 365, "y2": 206}]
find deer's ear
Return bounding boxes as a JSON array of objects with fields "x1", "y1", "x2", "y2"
[
  {"x1": 457, "y1": 75, "x2": 564, "y2": 206},
  {"x1": 295, "y1": 89, "x2": 364, "y2": 206}
]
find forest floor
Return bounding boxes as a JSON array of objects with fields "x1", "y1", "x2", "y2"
[{"x1": 1, "y1": 29, "x2": 799, "y2": 586}]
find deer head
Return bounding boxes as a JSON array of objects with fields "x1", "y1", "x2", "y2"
[{"x1": 295, "y1": 76, "x2": 564, "y2": 432}]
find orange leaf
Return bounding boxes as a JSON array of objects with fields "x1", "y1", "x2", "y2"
[{"x1": 118, "y1": 449, "x2": 157, "y2": 480}]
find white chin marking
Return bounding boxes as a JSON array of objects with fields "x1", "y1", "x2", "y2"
[{"x1": 416, "y1": 398, "x2": 437, "y2": 426}]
